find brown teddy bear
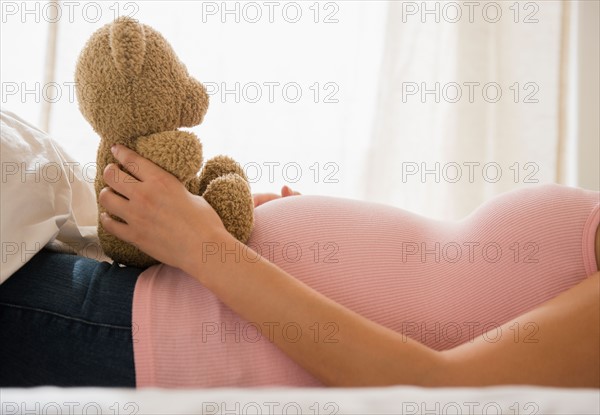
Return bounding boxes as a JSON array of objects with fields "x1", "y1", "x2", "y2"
[{"x1": 75, "y1": 17, "x2": 254, "y2": 268}]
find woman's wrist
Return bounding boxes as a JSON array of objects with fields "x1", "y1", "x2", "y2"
[{"x1": 182, "y1": 226, "x2": 239, "y2": 283}]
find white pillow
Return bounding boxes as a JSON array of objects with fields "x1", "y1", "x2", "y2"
[{"x1": 0, "y1": 110, "x2": 104, "y2": 284}]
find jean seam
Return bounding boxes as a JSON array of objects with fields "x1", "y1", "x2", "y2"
[{"x1": 0, "y1": 302, "x2": 131, "y2": 330}]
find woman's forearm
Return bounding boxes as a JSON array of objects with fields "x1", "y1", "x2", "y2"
[{"x1": 184, "y1": 231, "x2": 446, "y2": 387}]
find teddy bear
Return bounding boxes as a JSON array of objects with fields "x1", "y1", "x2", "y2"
[{"x1": 74, "y1": 16, "x2": 254, "y2": 268}]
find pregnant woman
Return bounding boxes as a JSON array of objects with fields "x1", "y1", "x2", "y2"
[{"x1": 1, "y1": 144, "x2": 598, "y2": 388}]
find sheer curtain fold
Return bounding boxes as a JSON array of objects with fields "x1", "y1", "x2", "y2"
[
  {"x1": 574, "y1": 0, "x2": 600, "y2": 192},
  {"x1": 40, "y1": 0, "x2": 60, "y2": 133},
  {"x1": 363, "y1": 1, "x2": 588, "y2": 220}
]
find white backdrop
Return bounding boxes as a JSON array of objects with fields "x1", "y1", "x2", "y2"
[{"x1": 1, "y1": 1, "x2": 598, "y2": 220}]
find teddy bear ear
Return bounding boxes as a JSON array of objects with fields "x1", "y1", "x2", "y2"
[{"x1": 109, "y1": 16, "x2": 146, "y2": 77}]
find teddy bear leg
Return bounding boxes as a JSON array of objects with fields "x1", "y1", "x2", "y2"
[
  {"x1": 203, "y1": 173, "x2": 254, "y2": 243},
  {"x1": 198, "y1": 155, "x2": 248, "y2": 196}
]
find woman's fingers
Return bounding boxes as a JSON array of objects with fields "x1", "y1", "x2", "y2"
[
  {"x1": 110, "y1": 144, "x2": 164, "y2": 183},
  {"x1": 104, "y1": 144, "x2": 179, "y2": 201},
  {"x1": 100, "y1": 212, "x2": 131, "y2": 243},
  {"x1": 281, "y1": 185, "x2": 301, "y2": 197},
  {"x1": 98, "y1": 187, "x2": 130, "y2": 222},
  {"x1": 253, "y1": 186, "x2": 302, "y2": 207},
  {"x1": 102, "y1": 162, "x2": 140, "y2": 200},
  {"x1": 253, "y1": 193, "x2": 280, "y2": 208}
]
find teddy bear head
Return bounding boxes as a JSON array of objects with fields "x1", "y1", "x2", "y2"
[{"x1": 75, "y1": 16, "x2": 208, "y2": 142}]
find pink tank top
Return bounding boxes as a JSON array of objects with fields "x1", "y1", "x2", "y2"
[{"x1": 132, "y1": 184, "x2": 599, "y2": 387}]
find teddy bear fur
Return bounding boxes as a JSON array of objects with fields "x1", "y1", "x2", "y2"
[{"x1": 75, "y1": 16, "x2": 254, "y2": 268}]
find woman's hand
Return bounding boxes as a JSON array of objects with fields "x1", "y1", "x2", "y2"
[
  {"x1": 98, "y1": 144, "x2": 229, "y2": 271},
  {"x1": 253, "y1": 185, "x2": 301, "y2": 208}
]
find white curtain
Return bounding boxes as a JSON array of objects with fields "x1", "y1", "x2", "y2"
[
  {"x1": 2, "y1": 1, "x2": 598, "y2": 221},
  {"x1": 364, "y1": 0, "x2": 599, "y2": 220}
]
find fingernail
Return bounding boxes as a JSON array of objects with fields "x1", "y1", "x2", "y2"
[
  {"x1": 111, "y1": 145, "x2": 117, "y2": 154},
  {"x1": 100, "y1": 212, "x2": 109, "y2": 221}
]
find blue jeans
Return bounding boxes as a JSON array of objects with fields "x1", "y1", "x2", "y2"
[{"x1": 0, "y1": 249, "x2": 142, "y2": 387}]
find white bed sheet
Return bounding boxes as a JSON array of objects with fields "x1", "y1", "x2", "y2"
[{"x1": 1, "y1": 386, "x2": 598, "y2": 414}]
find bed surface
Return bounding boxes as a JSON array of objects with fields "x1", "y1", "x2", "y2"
[{"x1": 2, "y1": 385, "x2": 599, "y2": 414}]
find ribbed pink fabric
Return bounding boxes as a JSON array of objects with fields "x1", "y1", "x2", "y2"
[{"x1": 132, "y1": 184, "x2": 599, "y2": 387}]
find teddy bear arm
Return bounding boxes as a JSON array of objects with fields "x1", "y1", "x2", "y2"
[{"x1": 134, "y1": 131, "x2": 203, "y2": 184}]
